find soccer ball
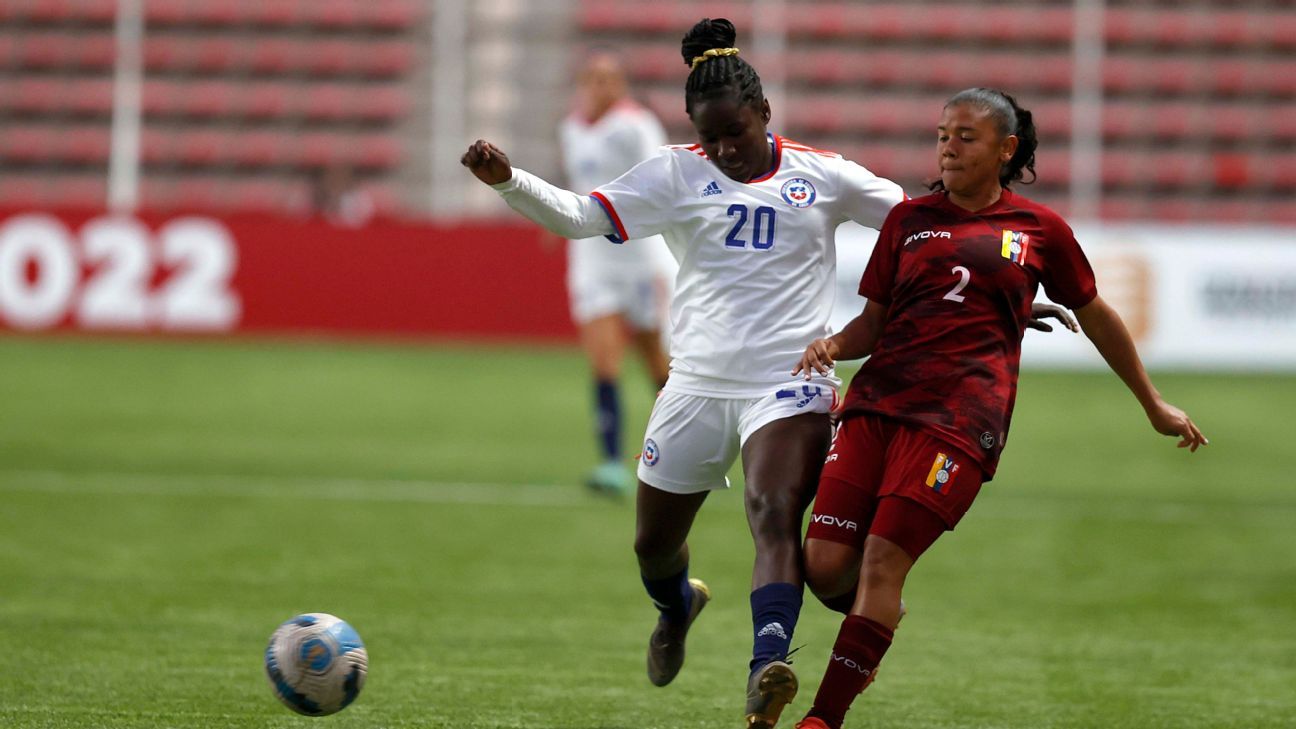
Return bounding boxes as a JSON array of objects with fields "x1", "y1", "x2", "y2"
[{"x1": 264, "y1": 613, "x2": 368, "y2": 716}]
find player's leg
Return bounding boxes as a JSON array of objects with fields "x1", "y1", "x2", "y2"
[
  {"x1": 802, "y1": 427, "x2": 984, "y2": 729},
  {"x1": 739, "y1": 408, "x2": 833, "y2": 728},
  {"x1": 579, "y1": 313, "x2": 632, "y2": 495},
  {"x1": 802, "y1": 416, "x2": 888, "y2": 615},
  {"x1": 635, "y1": 392, "x2": 740, "y2": 686},
  {"x1": 800, "y1": 501, "x2": 938, "y2": 729}
]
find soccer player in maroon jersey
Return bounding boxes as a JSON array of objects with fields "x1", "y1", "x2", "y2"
[{"x1": 788, "y1": 88, "x2": 1208, "y2": 729}]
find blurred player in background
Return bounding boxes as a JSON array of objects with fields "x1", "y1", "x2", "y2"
[
  {"x1": 790, "y1": 89, "x2": 1208, "y2": 729},
  {"x1": 464, "y1": 18, "x2": 906, "y2": 727},
  {"x1": 559, "y1": 50, "x2": 677, "y2": 497}
]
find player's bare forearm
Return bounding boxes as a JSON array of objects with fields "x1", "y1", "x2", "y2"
[
  {"x1": 1075, "y1": 296, "x2": 1159, "y2": 410},
  {"x1": 1076, "y1": 295, "x2": 1208, "y2": 450},
  {"x1": 794, "y1": 300, "x2": 887, "y2": 378},
  {"x1": 834, "y1": 300, "x2": 888, "y2": 360}
]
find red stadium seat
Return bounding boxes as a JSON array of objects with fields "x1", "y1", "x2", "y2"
[
  {"x1": 191, "y1": 37, "x2": 240, "y2": 73},
  {"x1": 242, "y1": 82, "x2": 291, "y2": 119},
  {"x1": 64, "y1": 78, "x2": 115, "y2": 115},
  {"x1": 354, "y1": 136, "x2": 401, "y2": 170},
  {"x1": 366, "y1": 41, "x2": 416, "y2": 77},
  {"x1": 227, "y1": 178, "x2": 290, "y2": 213},
  {"x1": 0, "y1": 176, "x2": 52, "y2": 209},
  {"x1": 228, "y1": 130, "x2": 290, "y2": 168},
  {"x1": 247, "y1": 37, "x2": 298, "y2": 75},
  {"x1": 12, "y1": 78, "x2": 62, "y2": 114},
  {"x1": 175, "y1": 130, "x2": 228, "y2": 166},
  {"x1": 57, "y1": 174, "x2": 107, "y2": 209},
  {"x1": 139, "y1": 128, "x2": 172, "y2": 165},
  {"x1": 172, "y1": 177, "x2": 223, "y2": 210},
  {"x1": 62, "y1": 127, "x2": 111, "y2": 164},
  {"x1": 300, "y1": 84, "x2": 351, "y2": 121},
  {"x1": 367, "y1": 0, "x2": 421, "y2": 31},
  {"x1": 178, "y1": 81, "x2": 239, "y2": 119}
]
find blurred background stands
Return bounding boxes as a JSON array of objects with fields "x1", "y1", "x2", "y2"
[{"x1": 0, "y1": 0, "x2": 1293, "y2": 224}]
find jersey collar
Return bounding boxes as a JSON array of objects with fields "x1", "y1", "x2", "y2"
[
  {"x1": 745, "y1": 134, "x2": 783, "y2": 184},
  {"x1": 938, "y1": 187, "x2": 1015, "y2": 216}
]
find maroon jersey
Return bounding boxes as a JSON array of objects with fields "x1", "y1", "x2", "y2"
[{"x1": 841, "y1": 189, "x2": 1097, "y2": 478}]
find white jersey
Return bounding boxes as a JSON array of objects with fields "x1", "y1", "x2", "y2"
[
  {"x1": 559, "y1": 102, "x2": 673, "y2": 279},
  {"x1": 590, "y1": 134, "x2": 904, "y2": 396}
]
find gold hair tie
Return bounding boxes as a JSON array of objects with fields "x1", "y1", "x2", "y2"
[{"x1": 691, "y1": 47, "x2": 740, "y2": 70}]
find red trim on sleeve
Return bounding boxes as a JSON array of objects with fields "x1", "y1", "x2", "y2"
[{"x1": 589, "y1": 191, "x2": 629, "y2": 241}]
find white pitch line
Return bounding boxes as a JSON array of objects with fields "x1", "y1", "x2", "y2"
[
  {"x1": 1, "y1": 470, "x2": 1292, "y2": 525},
  {"x1": 0, "y1": 469, "x2": 596, "y2": 509}
]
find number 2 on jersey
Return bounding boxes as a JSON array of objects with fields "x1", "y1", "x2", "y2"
[
  {"x1": 725, "y1": 204, "x2": 776, "y2": 250},
  {"x1": 944, "y1": 265, "x2": 970, "y2": 303}
]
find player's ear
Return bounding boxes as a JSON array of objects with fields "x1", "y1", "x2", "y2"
[
  {"x1": 760, "y1": 98, "x2": 771, "y2": 125},
  {"x1": 1000, "y1": 134, "x2": 1019, "y2": 163}
]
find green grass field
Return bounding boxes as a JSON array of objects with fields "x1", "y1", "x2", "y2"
[{"x1": 1, "y1": 336, "x2": 1293, "y2": 728}]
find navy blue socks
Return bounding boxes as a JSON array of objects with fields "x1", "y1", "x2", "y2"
[
  {"x1": 642, "y1": 567, "x2": 693, "y2": 624},
  {"x1": 594, "y1": 378, "x2": 621, "y2": 460},
  {"x1": 750, "y1": 582, "x2": 803, "y2": 673}
]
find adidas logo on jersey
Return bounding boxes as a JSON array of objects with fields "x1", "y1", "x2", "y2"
[{"x1": 700, "y1": 180, "x2": 722, "y2": 197}]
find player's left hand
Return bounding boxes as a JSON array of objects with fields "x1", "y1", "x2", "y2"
[
  {"x1": 794, "y1": 337, "x2": 839, "y2": 380},
  {"x1": 1147, "y1": 399, "x2": 1208, "y2": 452},
  {"x1": 1027, "y1": 302, "x2": 1079, "y2": 333}
]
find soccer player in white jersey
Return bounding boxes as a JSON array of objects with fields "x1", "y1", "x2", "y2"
[
  {"x1": 464, "y1": 18, "x2": 905, "y2": 728},
  {"x1": 559, "y1": 50, "x2": 678, "y2": 496}
]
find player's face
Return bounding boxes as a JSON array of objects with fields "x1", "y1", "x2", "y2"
[
  {"x1": 690, "y1": 96, "x2": 772, "y2": 182},
  {"x1": 578, "y1": 55, "x2": 627, "y2": 118},
  {"x1": 937, "y1": 104, "x2": 1018, "y2": 197}
]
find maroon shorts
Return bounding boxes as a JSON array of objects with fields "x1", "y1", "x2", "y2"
[{"x1": 805, "y1": 414, "x2": 984, "y2": 559}]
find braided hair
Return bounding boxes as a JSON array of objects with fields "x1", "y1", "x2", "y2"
[
  {"x1": 680, "y1": 18, "x2": 765, "y2": 116},
  {"x1": 929, "y1": 88, "x2": 1038, "y2": 191}
]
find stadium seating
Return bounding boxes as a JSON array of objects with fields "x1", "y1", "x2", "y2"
[
  {"x1": 584, "y1": 0, "x2": 1296, "y2": 223},
  {"x1": 0, "y1": 0, "x2": 421, "y2": 216}
]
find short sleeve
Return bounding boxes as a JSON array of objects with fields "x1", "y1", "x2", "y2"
[
  {"x1": 858, "y1": 204, "x2": 906, "y2": 305},
  {"x1": 1036, "y1": 213, "x2": 1098, "y2": 309},
  {"x1": 835, "y1": 157, "x2": 906, "y2": 230},
  {"x1": 590, "y1": 149, "x2": 678, "y2": 242}
]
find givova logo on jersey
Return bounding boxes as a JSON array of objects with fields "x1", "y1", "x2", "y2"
[{"x1": 780, "y1": 178, "x2": 816, "y2": 208}]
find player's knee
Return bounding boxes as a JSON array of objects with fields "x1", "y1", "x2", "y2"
[
  {"x1": 632, "y1": 529, "x2": 674, "y2": 565},
  {"x1": 860, "y1": 540, "x2": 911, "y2": 590},
  {"x1": 745, "y1": 488, "x2": 799, "y2": 540},
  {"x1": 804, "y1": 539, "x2": 861, "y2": 599}
]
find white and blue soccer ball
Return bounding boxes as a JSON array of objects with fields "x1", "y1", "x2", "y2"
[{"x1": 264, "y1": 613, "x2": 368, "y2": 716}]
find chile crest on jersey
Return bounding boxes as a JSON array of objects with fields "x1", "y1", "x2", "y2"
[{"x1": 780, "y1": 178, "x2": 816, "y2": 208}]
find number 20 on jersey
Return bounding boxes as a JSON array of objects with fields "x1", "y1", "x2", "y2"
[{"x1": 725, "y1": 205, "x2": 777, "y2": 250}]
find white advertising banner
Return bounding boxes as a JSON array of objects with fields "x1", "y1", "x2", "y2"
[{"x1": 832, "y1": 222, "x2": 1296, "y2": 371}]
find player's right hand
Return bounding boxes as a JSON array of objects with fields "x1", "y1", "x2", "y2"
[
  {"x1": 461, "y1": 139, "x2": 513, "y2": 185},
  {"x1": 794, "y1": 337, "x2": 839, "y2": 380}
]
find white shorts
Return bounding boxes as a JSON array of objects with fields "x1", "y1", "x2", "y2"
[
  {"x1": 636, "y1": 379, "x2": 839, "y2": 494},
  {"x1": 568, "y1": 269, "x2": 668, "y2": 331}
]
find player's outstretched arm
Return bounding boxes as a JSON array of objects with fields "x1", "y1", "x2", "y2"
[
  {"x1": 460, "y1": 139, "x2": 614, "y2": 240},
  {"x1": 1075, "y1": 295, "x2": 1208, "y2": 451},
  {"x1": 794, "y1": 300, "x2": 889, "y2": 379}
]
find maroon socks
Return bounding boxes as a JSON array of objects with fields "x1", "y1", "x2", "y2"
[{"x1": 806, "y1": 614, "x2": 894, "y2": 728}]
